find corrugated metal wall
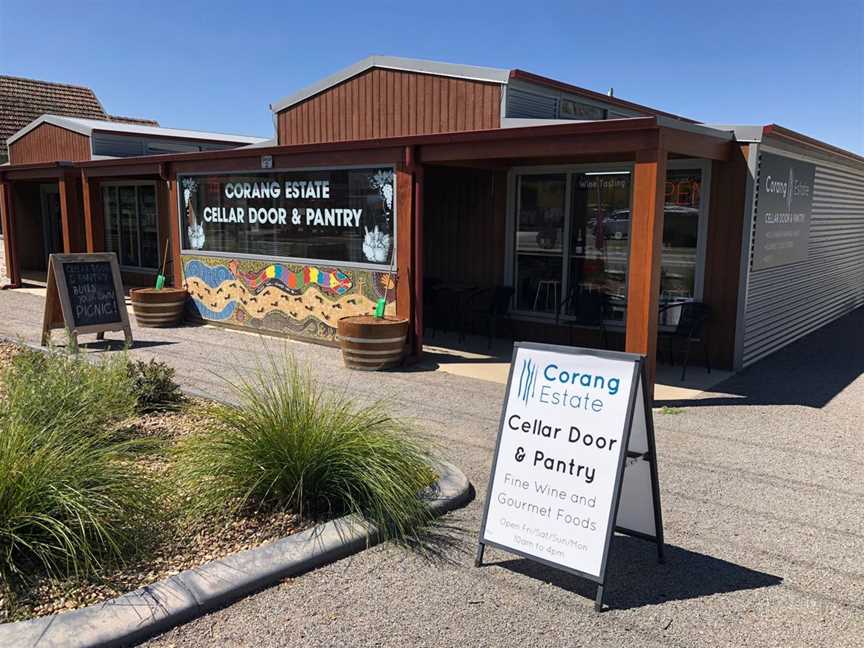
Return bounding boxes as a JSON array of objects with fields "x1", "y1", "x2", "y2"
[{"x1": 741, "y1": 143, "x2": 864, "y2": 366}]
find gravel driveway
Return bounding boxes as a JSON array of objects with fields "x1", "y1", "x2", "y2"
[{"x1": 0, "y1": 290, "x2": 862, "y2": 648}]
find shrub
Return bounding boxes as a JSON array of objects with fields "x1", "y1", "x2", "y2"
[
  {"x1": 0, "y1": 347, "x2": 137, "y2": 441},
  {"x1": 127, "y1": 358, "x2": 185, "y2": 414},
  {"x1": 0, "y1": 349, "x2": 156, "y2": 585},
  {"x1": 174, "y1": 354, "x2": 436, "y2": 542}
]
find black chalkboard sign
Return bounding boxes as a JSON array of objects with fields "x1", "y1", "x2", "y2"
[
  {"x1": 62, "y1": 261, "x2": 122, "y2": 327},
  {"x1": 42, "y1": 253, "x2": 132, "y2": 349}
]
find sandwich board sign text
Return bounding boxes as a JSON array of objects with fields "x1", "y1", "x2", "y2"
[
  {"x1": 41, "y1": 253, "x2": 132, "y2": 350},
  {"x1": 476, "y1": 342, "x2": 664, "y2": 611}
]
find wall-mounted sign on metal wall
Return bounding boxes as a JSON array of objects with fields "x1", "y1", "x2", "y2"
[
  {"x1": 751, "y1": 152, "x2": 816, "y2": 271},
  {"x1": 476, "y1": 343, "x2": 664, "y2": 611}
]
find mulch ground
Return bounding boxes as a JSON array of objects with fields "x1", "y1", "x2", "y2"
[{"x1": 0, "y1": 342, "x2": 308, "y2": 624}]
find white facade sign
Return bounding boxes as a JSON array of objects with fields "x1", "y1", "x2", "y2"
[{"x1": 477, "y1": 343, "x2": 663, "y2": 609}]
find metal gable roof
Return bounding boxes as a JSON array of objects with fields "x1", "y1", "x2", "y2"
[
  {"x1": 7, "y1": 115, "x2": 267, "y2": 146},
  {"x1": 269, "y1": 55, "x2": 512, "y2": 114}
]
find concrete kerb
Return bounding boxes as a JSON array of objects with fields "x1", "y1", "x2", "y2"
[
  {"x1": 1, "y1": 462, "x2": 471, "y2": 648},
  {"x1": 0, "y1": 337, "x2": 473, "y2": 648}
]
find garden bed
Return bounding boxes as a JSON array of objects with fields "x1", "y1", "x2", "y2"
[
  {"x1": 0, "y1": 343, "x2": 308, "y2": 623},
  {"x1": 0, "y1": 341, "x2": 444, "y2": 628}
]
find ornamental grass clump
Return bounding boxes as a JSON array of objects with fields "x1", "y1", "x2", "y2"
[
  {"x1": 175, "y1": 354, "x2": 437, "y2": 543},
  {"x1": 0, "y1": 348, "x2": 156, "y2": 586}
]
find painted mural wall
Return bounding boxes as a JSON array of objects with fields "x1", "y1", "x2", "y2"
[{"x1": 182, "y1": 255, "x2": 396, "y2": 343}]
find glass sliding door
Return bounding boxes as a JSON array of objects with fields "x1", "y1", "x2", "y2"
[
  {"x1": 568, "y1": 172, "x2": 631, "y2": 321},
  {"x1": 661, "y1": 169, "x2": 702, "y2": 301},
  {"x1": 103, "y1": 183, "x2": 159, "y2": 271},
  {"x1": 510, "y1": 164, "x2": 708, "y2": 326},
  {"x1": 138, "y1": 186, "x2": 158, "y2": 268},
  {"x1": 514, "y1": 174, "x2": 566, "y2": 313}
]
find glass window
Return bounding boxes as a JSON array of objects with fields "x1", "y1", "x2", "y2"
[
  {"x1": 118, "y1": 186, "x2": 139, "y2": 268},
  {"x1": 514, "y1": 175, "x2": 566, "y2": 312},
  {"x1": 511, "y1": 167, "x2": 706, "y2": 324},
  {"x1": 559, "y1": 99, "x2": 606, "y2": 121},
  {"x1": 661, "y1": 170, "x2": 702, "y2": 305},
  {"x1": 104, "y1": 186, "x2": 120, "y2": 257},
  {"x1": 138, "y1": 186, "x2": 159, "y2": 268},
  {"x1": 568, "y1": 172, "x2": 631, "y2": 321},
  {"x1": 179, "y1": 167, "x2": 395, "y2": 267},
  {"x1": 103, "y1": 184, "x2": 159, "y2": 270}
]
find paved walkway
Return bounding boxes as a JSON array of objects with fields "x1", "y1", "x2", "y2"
[{"x1": 0, "y1": 289, "x2": 862, "y2": 648}]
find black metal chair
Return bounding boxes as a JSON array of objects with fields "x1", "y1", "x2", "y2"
[
  {"x1": 468, "y1": 285, "x2": 515, "y2": 348},
  {"x1": 556, "y1": 288, "x2": 610, "y2": 349},
  {"x1": 658, "y1": 301, "x2": 711, "y2": 381},
  {"x1": 422, "y1": 276, "x2": 443, "y2": 337}
]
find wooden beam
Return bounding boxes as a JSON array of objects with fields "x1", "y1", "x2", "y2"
[
  {"x1": 0, "y1": 181, "x2": 21, "y2": 287},
  {"x1": 81, "y1": 172, "x2": 95, "y2": 252},
  {"x1": 421, "y1": 130, "x2": 658, "y2": 163},
  {"x1": 167, "y1": 179, "x2": 183, "y2": 288},
  {"x1": 82, "y1": 164, "x2": 162, "y2": 178},
  {"x1": 156, "y1": 181, "x2": 172, "y2": 284},
  {"x1": 661, "y1": 128, "x2": 731, "y2": 161},
  {"x1": 57, "y1": 174, "x2": 74, "y2": 253},
  {"x1": 625, "y1": 148, "x2": 667, "y2": 392},
  {"x1": 171, "y1": 148, "x2": 404, "y2": 175},
  {"x1": 410, "y1": 152, "x2": 425, "y2": 357},
  {"x1": 395, "y1": 164, "x2": 413, "y2": 329},
  {"x1": 3, "y1": 167, "x2": 65, "y2": 181}
]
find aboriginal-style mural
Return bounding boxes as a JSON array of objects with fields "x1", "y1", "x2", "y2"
[{"x1": 182, "y1": 255, "x2": 397, "y2": 342}]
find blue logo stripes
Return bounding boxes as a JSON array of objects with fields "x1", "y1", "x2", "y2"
[{"x1": 516, "y1": 357, "x2": 537, "y2": 404}]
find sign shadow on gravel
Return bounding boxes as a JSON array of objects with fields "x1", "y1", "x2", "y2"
[
  {"x1": 492, "y1": 535, "x2": 782, "y2": 610},
  {"x1": 75, "y1": 339, "x2": 178, "y2": 351}
]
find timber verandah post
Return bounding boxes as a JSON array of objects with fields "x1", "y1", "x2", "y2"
[
  {"x1": 57, "y1": 172, "x2": 81, "y2": 253},
  {"x1": 625, "y1": 146, "x2": 667, "y2": 394},
  {"x1": 0, "y1": 180, "x2": 21, "y2": 287},
  {"x1": 166, "y1": 174, "x2": 183, "y2": 289},
  {"x1": 395, "y1": 149, "x2": 416, "y2": 356},
  {"x1": 81, "y1": 171, "x2": 96, "y2": 253},
  {"x1": 405, "y1": 145, "x2": 424, "y2": 359}
]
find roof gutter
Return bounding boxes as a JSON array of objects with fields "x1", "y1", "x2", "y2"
[{"x1": 762, "y1": 124, "x2": 864, "y2": 165}]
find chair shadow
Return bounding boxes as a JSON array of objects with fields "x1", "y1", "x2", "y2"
[
  {"x1": 490, "y1": 534, "x2": 782, "y2": 610},
  {"x1": 654, "y1": 305, "x2": 864, "y2": 409}
]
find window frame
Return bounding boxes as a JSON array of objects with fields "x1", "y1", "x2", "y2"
[
  {"x1": 101, "y1": 180, "x2": 161, "y2": 274},
  {"x1": 504, "y1": 159, "x2": 712, "y2": 324}
]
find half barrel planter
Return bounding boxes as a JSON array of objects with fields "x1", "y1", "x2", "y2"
[
  {"x1": 337, "y1": 315, "x2": 409, "y2": 370},
  {"x1": 129, "y1": 287, "x2": 188, "y2": 328}
]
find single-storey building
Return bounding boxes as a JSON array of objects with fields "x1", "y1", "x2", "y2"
[{"x1": 2, "y1": 56, "x2": 862, "y2": 384}]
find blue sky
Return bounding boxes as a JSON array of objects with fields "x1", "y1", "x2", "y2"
[{"x1": 1, "y1": 0, "x2": 862, "y2": 153}]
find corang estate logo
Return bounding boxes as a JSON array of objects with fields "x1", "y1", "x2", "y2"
[
  {"x1": 517, "y1": 357, "x2": 537, "y2": 404},
  {"x1": 514, "y1": 356, "x2": 622, "y2": 413}
]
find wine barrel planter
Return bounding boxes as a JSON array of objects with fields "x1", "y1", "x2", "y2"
[
  {"x1": 337, "y1": 315, "x2": 409, "y2": 370},
  {"x1": 129, "y1": 287, "x2": 188, "y2": 328}
]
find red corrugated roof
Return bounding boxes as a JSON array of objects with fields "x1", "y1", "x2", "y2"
[{"x1": 0, "y1": 75, "x2": 157, "y2": 160}]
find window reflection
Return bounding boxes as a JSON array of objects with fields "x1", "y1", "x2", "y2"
[
  {"x1": 103, "y1": 184, "x2": 159, "y2": 270},
  {"x1": 512, "y1": 168, "x2": 704, "y2": 324},
  {"x1": 515, "y1": 175, "x2": 566, "y2": 312},
  {"x1": 569, "y1": 172, "x2": 631, "y2": 321},
  {"x1": 661, "y1": 170, "x2": 702, "y2": 308}
]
